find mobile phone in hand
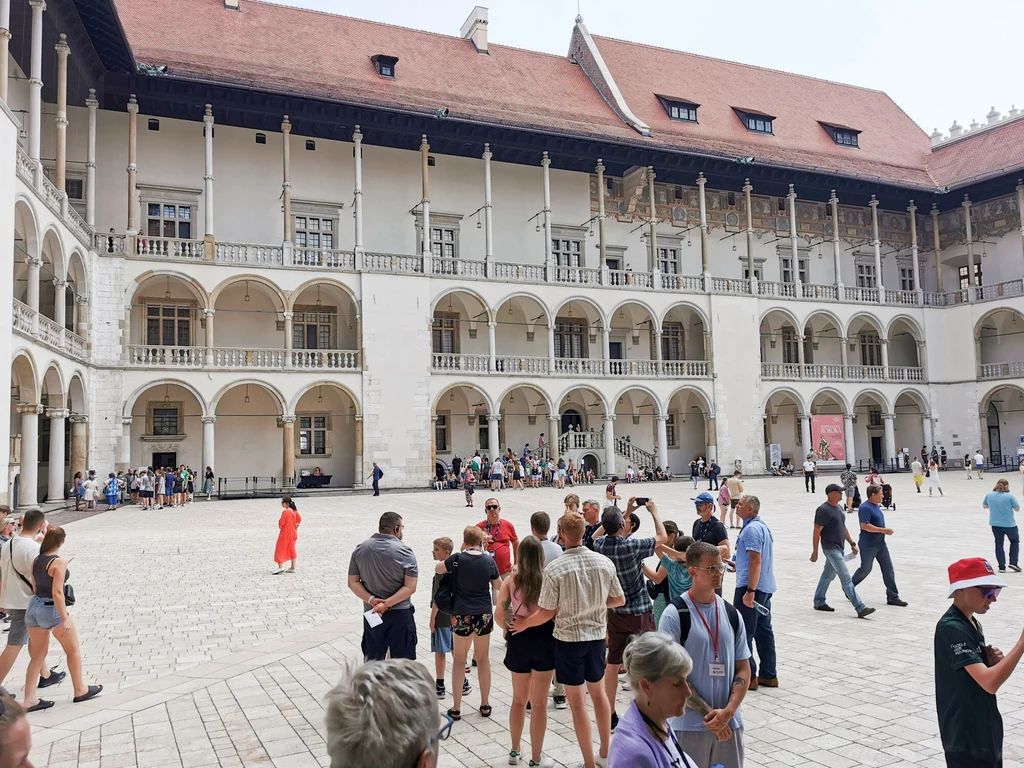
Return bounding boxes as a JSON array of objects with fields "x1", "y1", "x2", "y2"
[{"x1": 635, "y1": 498, "x2": 649, "y2": 505}]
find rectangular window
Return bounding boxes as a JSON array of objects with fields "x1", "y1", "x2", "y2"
[
  {"x1": 145, "y1": 304, "x2": 192, "y2": 346},
  {"x1": 959, "y1": 264, "x2": 983, "y2": 289},
  {"x1": 899, "y1": 266, "x2": 915, "y2": 292},
  {"x1": 478, "y1": 423, "x2": 489, "y2": 452},
  {"x1": 432, "y1": 313, "x2": 459, "y2": 354},
  {"x1": 860, "y1": 334, "x2": 882, "y2": 366},
  {"x1": 298, "y1": 415, "x2": 328, "y2": 456},
  {"x1": 146, "y1": 203, "x2": 192, "y2": 240},
  {"x1": 658, "y1": 246, "x2": 680, "y2": 275},
  {"x1": 151, "y1": 407, "x2": 179, "y2": 437},
  {"x1": 292, "y1": 308, "x2": 335, "y2": 350},
  {"x1": 780, "y1": 256, "x2": 808, "y2": 284},
  {"x1": 743, "y1": 266, "x2": 763, "y2": 281},
  {"x1": 294, "y1": 216, "x2": 335, "y2": 250},
  {"x1": 435, "y1": 414, "x2": 449, "y2": 453},
  {"x1": 833, "y1": 129, "x2": 859, "y2": 147},
  {"x1": 430, "y1": 227, "x2": 458, "y2": 259},
  {"x1": 869, "y1": 410, "x2": 883, "y2": 427},
  {"x1": 666, "y1": 103, "x2": 698, "y2": 122},
  {"x1": 782, "y1": 332, "x2": 801, "y2": 364},
  {"x1": 553, "y1": 238, "x2": 583, "y2": 267},
  {"x1": 553, "y1": 321, "x2": 586, "y2": 359},
  {"x1": 747, "y1": 116, "x2": 773, "y2": 134},
  {"x1": 666, "y1": 413, "x2": 677, "y2": 448},
  {"x1": 661, "y1": 323, "x2": 684, "y2": 361},
  {"x1": 856, "y1": 263, "x2": 877, "y2": 289}
]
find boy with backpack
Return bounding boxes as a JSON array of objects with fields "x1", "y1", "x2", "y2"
[
  {"x1": 657, "y1": 540, "x2": 751, "y2": 768},
  {"x1": 429, "y1": 537, "x2": 470, "y2": 700}
]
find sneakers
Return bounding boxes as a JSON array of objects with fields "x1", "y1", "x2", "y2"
[
  {"x1": 813, "y1": 604, "x2": 835, "y2": 612},
  {"x1": 1010, "y1": 565, "x2": 1022, "y2": 573},
  {"x1": 436, "y1": 680, "x2": 446, "y2": 699},
  {"x1": 528, "y1": 758, "x2": 554, "y2": 768},
  {"x1": 509, "y1": 751, "x2": 521, "y2": 765},
  {"x1": 857, "y1": 606, "x2": 876, "y2": 619},
  {"x1": 999, "y1": 567, "x2": 1007, "y2": 573},
  {"x1": 553, "y1": 695, "x2": 567, "y2": 710},
  {"x1": 463, "y1": 679, "x2": 472, "y2": 695},
  {"x1": 887, "y1": 598, "x2": 909, "y2": 607},
  {"x1": 38, "y1": 669, "x2": 66, "y2": 689}
]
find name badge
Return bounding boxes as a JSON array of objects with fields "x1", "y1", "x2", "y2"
[{"x1": 708, "y1": 662, "x2": 727, "y2": 677}]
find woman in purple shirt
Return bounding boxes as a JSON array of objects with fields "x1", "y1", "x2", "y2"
[{"x1": 608, "y1": 632, "x2": 699, "y2": 768}]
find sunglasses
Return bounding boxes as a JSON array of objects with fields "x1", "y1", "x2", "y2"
[
  {"x1": 693, "y1": 564, "x2": 727, "y2": 575},
  {"x1": 977, "y1": 587, "x2": 1002, "y2": 600},
  {"x1": 485, "y1": 505, "x2": 500, "y2": 510}
]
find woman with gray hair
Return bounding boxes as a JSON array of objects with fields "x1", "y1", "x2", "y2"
[
  {"x1": 0, "y1": 697, "x2": 32, "y2": 768},
  {"x1": 325, "y1": 658, "x2": 454, "y2": 768},
  {"x1": 607, "y1": 632, "x2": 698, "y2": 768}
]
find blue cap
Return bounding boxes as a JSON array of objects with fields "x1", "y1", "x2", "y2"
[{"x1": 691, "y1": 492, "x2": 715, "y2": 506}]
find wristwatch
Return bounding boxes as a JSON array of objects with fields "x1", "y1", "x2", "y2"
[{"x1": 745, "y1": 587, "x2": 756, "y2": 594}]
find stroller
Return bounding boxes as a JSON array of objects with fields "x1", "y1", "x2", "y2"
[{"x1": 881, "y1": 483, "x2": 895, "y2": 510}]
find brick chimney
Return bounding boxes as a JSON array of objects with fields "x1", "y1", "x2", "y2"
[{"x1": 460, "y1": 6, "x2": 488, "y2": 54}]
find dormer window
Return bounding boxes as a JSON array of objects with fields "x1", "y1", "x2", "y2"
[
  {"x1": 371, "y1": 54, "x2": 399, "y2": 78},
  {"x1": 656, "y1": 96, "x2": 698, "y2": 123},
  {"x1": 735, "y1": 108, "x2": 774, "y2": 135},
  {"x1": 820, "y1": 123, "x2": 860, "y2": 147}
]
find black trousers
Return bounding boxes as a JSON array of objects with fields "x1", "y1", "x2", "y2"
[
  {"x1": 805, "y1": 471, "x2": 816, "y2": 492},
  {"x1": 945, "y1": 753, "x2": 1002, "y2": 768},
  {"x1": 372, "y1": 478, "x2": 380, "y2": 496},
  {"x1": 362, "y1": 607, "x2": 416, "y2": 661}
]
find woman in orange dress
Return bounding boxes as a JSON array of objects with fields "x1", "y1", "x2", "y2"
[{"x1": 273, "y1": 496, "x2": 301, "y2": 574}]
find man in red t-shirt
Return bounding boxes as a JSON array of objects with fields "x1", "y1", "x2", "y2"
[{"x1": 477, "y1": 497, "x2": 519, "y2": 579}]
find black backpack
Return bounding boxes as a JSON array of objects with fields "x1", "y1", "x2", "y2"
[{"x1": 668, "y1": 596, "x2": 740, "y2": 643}]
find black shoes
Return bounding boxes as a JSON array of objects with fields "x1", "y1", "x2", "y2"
[
  {"x1": 610, "y1": 711, "x2": 618, "y2": 733},
  {"x1": 887, "y1": 599, "x2": 909, "y2": 607},
  {"x1": 38, "y1": 669, "x2": 65, "y2": 689},
  {"x1": 1009, "y1": 565, "x2": 1022, "y2": 573},
  {"x1": 857, "y1": 607, "x2": 876, "y2": 619},
  {"x1": 813, "y1": 604, "x2": 835, "y2": 612}
]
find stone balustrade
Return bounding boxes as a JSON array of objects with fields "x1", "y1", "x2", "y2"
[
  {"x1": 124, "y1": 345, "x2": 361, "y2": 371},
  {"x1": 12, "y1": 300, "x2": 88, "y2": 361},
  {"x1": 760, "y1": 360, "x2": 924, "y2": 382}
]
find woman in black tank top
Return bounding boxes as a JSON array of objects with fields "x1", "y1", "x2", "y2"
[{"x1": 22, "y1": 526, "x2": 102, "y2": 712}]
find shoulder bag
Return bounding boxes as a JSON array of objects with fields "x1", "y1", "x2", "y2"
[
  {"x1": 433, "y1": 553, "x2": 459, "y2": 615},
  {"x1": 8, "y1": 541, "x2": 75, "y2": 606}
]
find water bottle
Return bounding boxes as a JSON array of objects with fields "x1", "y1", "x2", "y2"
[
  {"x1": 844, "y1": 551, "x2": 858, "y2": 562},
  {"x1": 753, "y1": 601, "x2": 770, "y2": 617}
]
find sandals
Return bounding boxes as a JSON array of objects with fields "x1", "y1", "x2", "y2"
[
  {"x1": 74, "y1": 684, "x2": 103, "y2": 703},
  {"x1": 480, "y1": 704, "x2": 492, "y2": 718},
  {"x1": 447, "y1": 708, "x2": 461, "y2": 721},
  {"x1": 27, "y1": 700, "x2": 54, "y2": 712}
]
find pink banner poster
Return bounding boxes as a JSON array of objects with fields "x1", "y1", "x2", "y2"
[{"x1": 811, "y1": 415, "x2": 846, "y2": 462}]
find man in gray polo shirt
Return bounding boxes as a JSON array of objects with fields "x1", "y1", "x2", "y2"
[{"x1": 348, "y1": 511, "x2": 420, "y2": 660}]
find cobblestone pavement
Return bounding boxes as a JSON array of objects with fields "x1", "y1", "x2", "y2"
[{"x1": 9, "y1": 469, "x2": 1024, "y2": 767}]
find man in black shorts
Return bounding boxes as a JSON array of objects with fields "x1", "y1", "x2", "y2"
[{"x1": 511, "y1": 512, "x2": 624, "y2": 768}]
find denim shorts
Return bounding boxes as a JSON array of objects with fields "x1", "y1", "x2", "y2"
[
  {"x1": 431, "y1": 625, "x2": 453, "y2": 654},
  {"x1": 25, "y1": 595, "x2": 62, "y2": 630}
]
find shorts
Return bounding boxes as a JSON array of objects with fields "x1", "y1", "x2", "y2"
[
  {"x1": 4, "y1": 609, "x2": 27, "y2": 646},
  {"x1": 25, "y1": 596, "x2": 62, "y2": 631},
  {"x1": 362, "y1": 606, "x2": 416, "y2": 661},
  {"x1": 173, "y1": 483, "x2": 183, "y2": 494},
  {"x1": 729, "y1": 499, "x2": 740, "y2": 509},
  {"x1": 606, "y1": 611, "x2": 655, "y2": 665},
  {"x1": 913, "y1": 475, "x2": 923, "y2": 483},
  {"x1": 431, "y1": 625, "x2": 453, "y2": 654},
  {"x1": 504, "y1": 620, "x2": 555, "y2": 674},
  {"x1": 553, "y1": 638, "x2": 606, "y2": 686},
  {"x1": 452, "y1": 613, "x2": 494, "y2": 637},
  {"x1": 490, "y1": 474, "x2": 502, "y2": 482},
  {"x1": 845, "y1": 487, "x2": 855, "y2": 498}
]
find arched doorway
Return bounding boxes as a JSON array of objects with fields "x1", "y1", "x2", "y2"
[
  {"x1": 129, "y1": 382, "x2": 207, "y2": 472},
  {"x1": 982, "y1": 385, "x2": 1024, "y2": 466},
  {"x1": 580, "y1": 453, "x2": 600, "y2": 477},
  {"x1": 561, "y1": 409, "x2": 582, "y2": 434},
  {"x1": 762, "y1": 389, "x2": 803, "y2": 469},
  {"x1": 291, "y1": 383, "x2": 359, "y2": 487}
]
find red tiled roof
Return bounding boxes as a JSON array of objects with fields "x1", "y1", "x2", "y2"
[
  {"x1": 111, "y1": 0, "x2": 639, "y2": 143},
  {"x1": 589, "y1": 35, "x2": 937, "y2": 188},
  {"x1": 926, "y1": 118, "x2": 1024, "y2": 189}
]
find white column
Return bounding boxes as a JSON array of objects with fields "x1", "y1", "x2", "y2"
[
  {"x1": 283, "y1": 310, "x2": 293, "y2": 368},
  {"x1": 487, "y1": 414, "x2": 500, "y2": 461},
  {"x1": 352, "y1": 126, "x2": 364, "y2": 268},
  {"x1": 542, "y1": 151, "x2": 553, "y2": 280},
  {"x1": 74, "y1": 294, "x2": 88, "y2": 339},
  {"x1": 548, "y1": 416, "x2": 560, "y2": 463},
  {"x1": 203, "y1": 104, "x2": 215, "y2": 252},
  {"x1": 0, "y1": 0, "x2": 10, "y2": 103},
  {"x1": 201, "y1": 415, "x2": 216, "y2": 474},
  {"x1": 420, "y1": 135, "x2": 432, "y2": 274},
  {"x1": 922, "y1": 414, "x2": 934, "y2": 453},
  {"x1": 353, "y1": 415, "x2": 363, "y2": 488},
  {"x1": 705, "y1": 416, "x2": 718, "y2": 463},
  {"x1": 120, "y1": 416, "x2": 132, "y2": 470},
  {"x1": 744, "y1": 178, "x2": 756, "y2": 291},
  {"x1": 796, "y1": 333, "x2": 806, "y2": 377},
  {"x1": 840, "y1": 336, "x2": 849, "y2": 374},
  {"x1": 963, "y1": 195, "x2": 976, "y2": 296},
  {"x1": 656, "y1": 414, "x2": 669, "y2": 468},
  {"x1": 53, "y1": 279, "x2": 67, "y2": 328},
  {"x1": 800, "y1": 414, "x2": 812, "y2": 456},
  {"x1": 69, "y1": 414, "x2": 87, "y2": 482},
  {"x1": 487, "y1": 320, "x2": 497, "y2": 373},
  {"x1": 54, "y1": 33, "x2": 70, "y2": 192},
  {"x1": 126, "y1": 95, "x2": 139, "y2": 235},
  {"x1": 85, "y1": 89, "x2": 98, "y2": 229},
  {"x1": 843, "y1": 413, "x2": 855, "y2": 464},
  {"x1": 602, "y1": 326, "x2": 611, "y2": 376},
  {"x1": 830, "y1": 190, "x2": 842, "y2": 290},
  {"x1": 698, "y1": 172, "x2": 710, "y2": 278},
  {"x1": 603, "y1": 415, "x2": 616, "y2": 475},
  {"x1": 281, "y1": 116, "x2": 292, "y2": 246},
  {"x1": 931, "y1": 204, "x2": 944, "y2": 292},
  {"x1": 596, "y1": 159, "x2": 607, "y2": 273},
  {"x1": 18, "y1": 405, "x2": 41, "y2": 506},
  {"x1": 869, "y1": 195, "x2": 884, "y2": 302},
  {"x1": 883, "y1": 414, "x2": 896, "y2": 467},
  {"x1": 204, "y1": 308, "x2": 215, "y2": 366},
  {"x1": 881, "y1": 338, "x2": 890, "y2": 380},
  {"x1": 281, "y1": 416, "x2": 296, "y2": 486},
  {"x1": 27, "y1": 0, "x2": 45, "y2": 163},
  {"x1": 908, "y1": 200, "x2": 922, "y2": 301},
  {"x1": 482, "y1": 143, "x2": 493, "y2": 274},
  {"x1": 648, "y1": 166, "x2": 659, "y2": 283},
  {"x1": 46, "y1": 407, "x2": 68, "y2": 502},
  {"x1": 547, "y1": 323, "x2": 556, "y2": 374},
  {"x1": 25, "y1": 257, "x2": 41, "y2": 313},
  {"x1": 653, "y1": 326, "x2": 663, "y2": 376},
  {"x1": 788, "y1": 184, "x2": 800, "y2": 291}
]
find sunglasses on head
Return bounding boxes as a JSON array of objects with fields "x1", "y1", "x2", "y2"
[
  {"x1": 977, "y1": 586, "x2": 1002, "y2": 600},
  {"x1": 485, "y1": 504, "x2": 499, "y2": 510}
]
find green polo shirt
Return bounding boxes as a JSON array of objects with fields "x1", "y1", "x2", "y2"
[{"x1": 934, "y1": 605, "x2": 1002, "y2": 760}]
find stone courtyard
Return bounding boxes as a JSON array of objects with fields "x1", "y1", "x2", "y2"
[{"x1": 9, "y1": 468, "x2": 1024, "y2": 768}]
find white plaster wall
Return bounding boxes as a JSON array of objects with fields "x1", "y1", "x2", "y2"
[{"x1": 0, "y1": 104, "x2": 15, "y2": 503}]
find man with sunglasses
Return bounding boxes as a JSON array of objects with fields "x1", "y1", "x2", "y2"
[
  {"x1": 476, "y1": 499, "x2": 519, "y2": 580},
  {"x1": 935, "y1": 557, "x2": 1024, "y2": 768}
]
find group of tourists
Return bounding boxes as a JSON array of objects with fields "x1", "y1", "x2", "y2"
[{"x1": 70, "y1": 465, "x2": 215, "y2": 510}]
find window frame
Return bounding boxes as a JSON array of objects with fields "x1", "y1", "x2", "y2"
[
  {"x1": 293, "y1": 215, "x2": 336, "y2": 250},
  {"x1": 432, "y1": 312, "x2": 460, "y2": 354},
  {"x1": 553, "y1": 317, "x2": 588, "y2": 359},
  {"x1": 297, "y1": 413, "x2": 331, "y2": 458},
  {"x1": 144, "y1": 301, "x2": 195, "y2": 347},
  {"x1": 959, "y1": 263, "x2": 983, "y2": 289},
  {"x1": 899, "y1": 265, "x2": 915, "y2": 292},
  {"x1": 821, "y1": 123, "x2": 861, "y2": 147},
  {"x1": 859, "y1": 333, "x2": 883, "y2": 366},
  {"x1": 855, "y1": 262, "x2": 878, "y2": 289},
  {"x1": 735, "y1": 109, "x2": 775, "y2": 135},
  {"x1": 146, "y1": 401, "x2": 185, "y2": 438},
  {"x1": 779, "y1": 254, "x2": 809, "y2": 284},
  {"x1": 415, "y1": 212, "x2": 463, "y2": 262},
  {"x1": 666, "y1": 413, "x2": 678, "y2": 449},
  {"x1": 435, "y1": 412, "x2": 450, "y2": 454},
  {"x1": 660, "y1": 322, "x2": 685, "y2": 361},
  {"x1": 656, "y1": 96, "x2": 699, "y2": 123},
  {"x1": 292, "y1": 304, "x2": 337, "y2": 350}
]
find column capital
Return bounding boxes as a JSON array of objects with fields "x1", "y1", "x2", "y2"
[
  {"x1": 45, "y1": 407, "x2": 70, "y2": 419},
  {"x1": 882, "y1": 412, "x2": 894, "y2": 421},
  {"x1": 17, "y1": 404, "x2": 43, "y2": 416},
  {"x1": 548, "y1": 415, "x2": 559, "y2": 422},
  {"x1": 352, "y1": 124, "x2": 362, "y2": 142},
  {"x1": 868, "y1": 194, "x2": 879, "y2": 209},
  {"x1": 121, "y1": 416, "x2": 133, "y2": 426},
  {"x1": 282, "y1": 310, "x2": 293, "y2": 320},
  {"x1": 829, "y1": 189, "x2": 838, "y2": 205},
  {"x1": 51, "y1": 278, "x2": 67, "y2": 290},
  {"x1": 487, "y1": 320, "x2": 497, "y2": 328},
  {"x1": 596, "y1": 158, "x2": 605, "y2": 173},
  {"x1": 69, "y1": 413, "x2": 88, "y2": 424},
  {"x1": 55, "y1": 32, "x2": 70, "y2": 57},
  {"x1": 203, "y1": 308, "x2": 215, "y2": 317},
  {"x1": 203, "y1": 103, "x2": 214, "y2": 124},
  {"x1": 962, "y1": 194, "x2": 972, "y2": 209},
  {"x1": 787, "y1": 183, "x2": 796, "y2": 199},
  {"x1": 797, "y1": 413, "x2": 810, "y2": 422},
  {"x1": 200, "y1": 415, "x2": 217, "y2": 424},
  {"x1": 487, "y1": 413, "x2": 501, "y2": 424},
  {"x1": 420, "y1": 134, "x2": 430, "y2": 151},
  {"x1": 75, "y1": 293, "x2": 89, "y2": 305},
  {"x1": 25, "y1": 256, "x2": 42, "y2": 269},
  {"x1": 281, "y1": 115, "x2": 291, "y2": 133},
  {"x1": 602, "y1": 414, "x2": 616, "y2": 422},
  {"x1": 482, "y1": 142, "x2": 492, "y2": 161},
  {"x1": 655, "y1": 413, "x2": 669, "y2": 422},
  {"x1": 28, "y1": 0, "x2": 46, "y2": 10},
  {"x1": 843, "y1": 412, "x2": 855, "y2": 420},
  {"x1": 279, "y1": 415, "x2": 297, "y2": 424},
  {"x1": 540, "y1": 150, "x2": 550, "y2": 168},
  {"x1": 85, "y1": 88, "x2": 98, "y2": 109},
  {"x1": 907, "y1": 200, "x2": 917, "y2": 214},
  {"x1": 0, "y1": 29, "x2": 11, "y2": 42},
  {"x1": 127, "y1": 93, "x2": 138, "y2": 115},
  {"x1": 742, "y1": 177, "x2": 752, "y2": 193},
  {"x1": 354, "y1": 414, "x2": 363, "y2": 423}
]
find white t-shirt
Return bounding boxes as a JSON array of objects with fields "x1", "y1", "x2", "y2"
[
  {"x1": 0, "y1": 535, "x2": 42, "y2": 610},
  {"x1": 803, "y1": 461, "x2": 816, "y2": 472},
  {"x1": 975, "y1": 453, "x2": 985, "y2": 466},
  {"x1": 491, "y1": 459, "x2": 504, "y2": 475}
]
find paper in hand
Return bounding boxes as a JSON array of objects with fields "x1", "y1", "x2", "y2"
[{"x1": 364, "y1": 609, "x2": 383, "y2": 628}]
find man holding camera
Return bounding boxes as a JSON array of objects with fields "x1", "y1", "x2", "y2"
[{"x1": 592, "y1": 497, "x2": 668, "y2": 730}]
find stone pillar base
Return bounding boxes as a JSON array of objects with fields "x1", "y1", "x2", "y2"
[{"x1": 204, "y1": 235, "x2": 215, "y2": 262}]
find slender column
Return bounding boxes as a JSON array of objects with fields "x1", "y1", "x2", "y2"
[
  {"x1": 54, "y1": 33, "x2": 70, "y2": 191},
  {"x1": 705, "y1": 415, "x2": 717, "y2": 463},
  {"x1": 69, "y1": 414, "x2": 87, "y2": 483},
  {"x1": 352, "y1": 415, "x2": 363, "y2": 488},
  {"x1": 542, "y1": 151, "x2": 553, "y2": 280},
  {"x1": 788, "y1": 184, "x2": 800, "y2": 290},
  {"x1": 603, "y1": 415, "x2": 616, "y2": 475},
  {"x1": 796, "y1": 334, "x2": 806, "y2": 377},
  {"x1": 482, "y1": 143, "x2": 493, "y2": 273},
  {"x1": 883, "y1": 413, "x2": 896, "y2": 466},
  {"x1": 74, "y1": 295, "x2": 88, "y2": 339},
  {"x1": 840, "y1": 336, "x2": 849, "y2": 372},
  {"x1": 917, "y1": 340, "x2": 928, "y2": 381},
  {"x1": 843, "y1": 413, "x2": 855, "y2": 464},
  {"x1": 281, "y1": 416, "x2": 296, "y2": 486},
  {"x1": 869, "y1": 195, "x2": 884, "y2": 302},
  {"x1": 487, "y1": 414, "x2": 500, "y2": 462},
  {"x1": 547, "y1": 323, "x2": 556, "y2": 374},
  {"x1": 602, "y1": 326, "x2": 611, "y2": 376},
  {"x1": 963, "y1": 195, "x2": 976, "y2": 295},
  {"x1": 204, "y1": 309, "x2": 215, "y2": 365},
  {"x1": 799, "y1": 414, "x2": 812, "y2": 456},
  {"x1": 908, "y1": 200, "x2": 922, "y2": 300},
  {"x1": 653, "y1": 328, "x2": 663, "y2": 376},
  {"x1": 85, "y1": 89, "x2": 98, "y2": 229},
  {"x1": 420, "y1": 135, "x2": 432, "y2": 274},
  {"x1": 596, "y1": 159, "x2": 607, "y2": 270},
  {"x1": 698, "y1": 172, "x2": 710, "y2": 276},
  {"x1": 53, "y1": 279, "x2": 67, "y2": 328},
  {"x1": 0, "y1": 0, "x2": 10, "y2": 102},
  {"x1": 648, "y1": 167, "x2": 659, "y2": 281},
  {"x1": 548, "y1": 417, "x2": 559, "y2": 463},
  {"x1": 201, "y1": 416, "x2": 216, "y2": 476},
  {"x1": 119, "y1": 416, "x2": 131, "y2": 471},
  {"x1": 922, "y1": 414, "x2": 934, "y2": 453},
  {"x1": 743, "y1": 178, "x2": 756, "y2": 290},
  {"x1": 352, "y1": 126, "x2": 364, "y2": 268},
  {"x1": 27, "y1": 0, "x2": 45, "y2": 162},
  {"x1": 880, "y1": 338, "x2": 890, "y2": 380},
  {"x1": 282, "y1": 311, "x2": 293, "y2": 368},
  {"x1": 45, "y1": 408, "x2": 68, "y2": 502},
  {"x1": 281, "y1": 116, "x2": 292, "y2": 244},
  {"x1": 25, "y1": 257, "x2": 41, "y2": 313},
  {"x1": 1017, "y1": 180, "x2": 1024, "y2": 275},
  {"x1": 656, "y1": 414, "x2": 669, "y2": 468},
  {"x1": 18, "y1": 405, "x2": 41, "y2": 505},
  {"x1": 980, "y1": 411, "x2": 990, "y2": 459},
  {"x1": 126, "y1": 95, "x2": 139, "y2": 236},
  {"x1": 203, "y1": 104, "x2": 215, "y2": 260},
  {"x1": 929, "y1": 204, "x2": 944, "y2": 292},
  {"x1": 487, "y1": 320, "x2": 497, "y2": 373},
  {"x1": 830, "y1": 190, "x2": 842, "y2": 289}
]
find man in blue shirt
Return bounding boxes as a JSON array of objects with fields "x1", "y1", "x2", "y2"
[
  {"x1": 983, "y1": 478, "x2": 1021, "y2": 573},
  {"x1": 733, "y1": 494, "x2": 778, "y2": 690},
  {"x1": 851, "y1": 483, "x2": 907, "y2": 607}
]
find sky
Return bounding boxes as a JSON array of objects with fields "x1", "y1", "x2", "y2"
[{"x1": 272, "y1": 0, "x2": 1022, "y2": 137}]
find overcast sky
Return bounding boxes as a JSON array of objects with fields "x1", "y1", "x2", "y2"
[{"x1": 277, "y1": 0, "x2": 1020, "y2": 136}]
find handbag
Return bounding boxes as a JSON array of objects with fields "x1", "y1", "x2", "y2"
[
  {"x1": 925, "y1": 469, "x2": 930, "y2": 477},
  {"x1": 434, "y1": 554, "x2": 459, "y2": 615},
  {"x1": 8, "y1": 541, "x2": 75, "y2": 606}
]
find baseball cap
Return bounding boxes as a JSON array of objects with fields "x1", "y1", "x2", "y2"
[
  {"x1": 824, "y1": 483, "x2": 843, "y2": 495},
  {"x1": 947, "y1": 557, "x2": 1007, "y2": 598},
  {"x1": 691, "y1": 492, "x2": 715, "y2": 506},
  {"x1": 601, "y1": 507, "x2": 624, "y2": 535}
]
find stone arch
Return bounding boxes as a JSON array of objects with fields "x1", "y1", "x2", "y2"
[
  {"x1": 429, "y1": 286, "x2": 492, "y2": 321},
  {"x1": 893, "y1": 388, "x2": 927, "y2": 411},
  {"x1": 659, "y1": 301, "x2": 711, "y2": 332},
  {"x1": 40, "y1": 226, "x2": 67, "y2": 285},
  {"x1": 802, "y1": 309, "x2": 844, "y2": 335},
  {"x1": 974, "y1": 307, "x2": 1024, "y2": 338},
  {"x1": 432, "y1": 382, "x2": 495, "y2": 415},
  {"x1": 287, "y1": 278, "x2": 359, "y2": 314},
  {"x1": 551, "y1": 295, "x2": 607, "y2": 327},
  {"x1": 846, "y1": 312, "x2": 886, "y2": 338},
  {"x1": 209, "y1": 274, "x2": 287, "y2": 310},
  {"x1": 122, "y1": 379, "x2": 211, "y2": 419},
  {"x1": 667, "y1": 385, "x2": 714, "y2": 416},
  {"x1": 66, "y1": 248, "x2": 89, "y2": 292},
  {"x1": 126, "y1": 270, "x2": 210, "y2": 310},
  {"x1": 211, "y1": 380, "x2": 287, "y2": 415},
  {"x1": 609, "y1": 297, "x2": 660, "y2": 331},
  {"x1": 11, "y1": 350, "x2": 40, "y2": 405},
  {"x1": 14, "y1": 197, "x2": 40, "y2": 260},
  {"x1": 611, "y1": 384, "x2": 664, "y2": 417},
  {"x1": 287, "y1": 381, "x2": 361, "y2": 417},
  {"x1": 67, "y1": 371, "x2": 88, "y2": 413},
  {"x1": 758, "y1": 306, "x2": 801, "y2": 330},
  {"x1": 492, "y1": 291, "x2": 553, "y2": 326},
  {"x1": 760, "y1": 386, "x2": 806, "y2": 414},
  {"x1": 809, "y1": 387, "x2": 851, "y2": 414},
  {"x1": 886, "y1": 313, "x2": 924, "y2": 340},
  {"x1": 553, "y1": 384, "x2": 609, "y2": 415},
  {"x1": 980, "y1": 382, "x2": 1024, "y2": 413},
  {"x1": 41, "y1": 363, "x2": 67, "y2": 409},
  {"x1": 495, "y1": 383, "x2": 555, "y2": 416}
]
